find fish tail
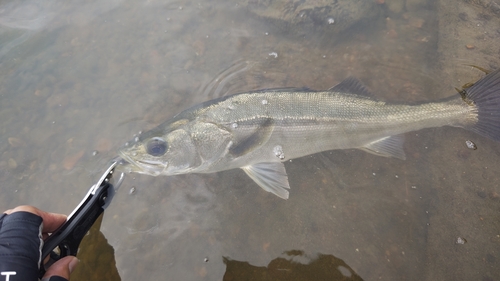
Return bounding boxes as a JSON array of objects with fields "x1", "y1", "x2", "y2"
[{"x1": 463, "y1": 68, "x2": 500, "y2": 141}]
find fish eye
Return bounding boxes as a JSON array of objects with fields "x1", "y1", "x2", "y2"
[{"x1": 146, "y1": 137, "x2": 168, "y2": 156}]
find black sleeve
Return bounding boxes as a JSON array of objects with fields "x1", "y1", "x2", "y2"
[
  {"x1": 0, "y1": 211, "x2": 44, "y2": 281},
  {"x1": 45, "y1": 276, "x2": 69, "y2": 281}
]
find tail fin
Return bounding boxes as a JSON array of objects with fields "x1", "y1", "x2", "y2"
[{"x1": 463, "y1": 68, "x2": 500, "y2": 141}]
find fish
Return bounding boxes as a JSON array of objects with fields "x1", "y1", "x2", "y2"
[{"x1": 119, "y1": 69, "x2": 500, "y2": 199}]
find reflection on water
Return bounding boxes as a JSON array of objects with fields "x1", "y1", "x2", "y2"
[
  {"x1": 0, "y1": 0, "x2": 123, "y2": 59},
  {"x1": 0, "y1": 0, "x2": 499, "y2": 280},
  {"x1": 71, "y1": 214, "x2": 121, "y2": 281},
  {"x1": 0, "y1": 0, "x2": 54, "y2": 30},
  {"x1": 223, "y1": 250, "x2": 363, "y2": 281}
]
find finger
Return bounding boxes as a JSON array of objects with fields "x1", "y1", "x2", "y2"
[
  {"x1": 42, "y1": 256, "x2": 79, "y2": 281},
  {"x1": 3, "y1": 205, "x2": 67, "y2": 233},
  {"x1": 39, "y1": 212, "x2": 67, "y2": 233},
  {"x1": 3, "y1": 205, "x2": 40, "y2": 215}
]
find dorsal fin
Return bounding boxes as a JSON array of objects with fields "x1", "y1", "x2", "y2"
[
  {"x1": 329, "y1": 77, "x2": 374, "y2": 97},
  {"x1": 251, "y1": 87, "x2": 313, "y2": 93}
]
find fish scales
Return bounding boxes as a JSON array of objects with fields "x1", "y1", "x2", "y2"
[{"x1": 198, "y1": 91, "x2": 471, "y2": 159}]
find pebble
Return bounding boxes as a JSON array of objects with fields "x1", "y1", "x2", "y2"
[
  {"x1": 465, "y1": 140, "x2": 477, "y2": 150},
  {"x1": 62, "y1": 150, "x2": 84, "y2": 170},
  {"x1": 96, "y1": 138, "x2": 113, "y2": 152},
  {"x1": 386, "y1": 0, "x2": 404, "y2": 13},
  {"x1": 8, "y1": 158, "x2": 17, "y2": 169},
  {"x1": 8, "y1": 137, "x2": 24, "y2": 147},
  {"x1": 129, "y1": 187, "x2": 137, "y2": 195},
  {"x1": 409, "y1": 17, "x2": 425, "y2": 28}
]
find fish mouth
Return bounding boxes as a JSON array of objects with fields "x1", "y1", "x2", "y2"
[{"x1": 118, "y1": 151, "x2": 167, "y2": 176}]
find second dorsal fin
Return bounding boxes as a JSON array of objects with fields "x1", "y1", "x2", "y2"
[{"x1": 329, "y1": 77, "x2": 374, "y2": 97}]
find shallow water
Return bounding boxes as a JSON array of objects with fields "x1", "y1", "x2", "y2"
[{"x1": 0, "y1": 0, "x2": 499, "y2": 280}]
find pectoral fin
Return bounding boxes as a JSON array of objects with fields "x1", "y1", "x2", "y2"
[
  {"x1": 229, "y1": 118, "x2": 274, "y2": 157},
  {"x1": 241, "y1": 162, "x2": 290, "y2": 199},
  {"x1": 359, "y1": 135, "x2": 406, "y2": 160}
]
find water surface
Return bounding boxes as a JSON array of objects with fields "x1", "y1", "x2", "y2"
[{"x1": 0, "y1": 0, "x2": 499, "y2": 280}]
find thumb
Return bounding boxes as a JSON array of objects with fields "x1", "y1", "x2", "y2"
[{"x1": 42, "y1": 256, "x2": 79, "y2": 281}]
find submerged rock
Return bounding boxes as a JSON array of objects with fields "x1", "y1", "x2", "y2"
[{"x1": 238, "y1": 0, "x2": 382, "y2": 38}]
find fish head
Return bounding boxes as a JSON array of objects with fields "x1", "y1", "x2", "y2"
[
  {"x1": 119, "y1": 118, "x2": 233, "y2": 176},
  {"x1": 119, "y1": 119, "x2": 202, "y2": 176}
]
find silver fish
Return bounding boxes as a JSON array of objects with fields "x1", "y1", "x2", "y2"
[{"x1": 119, "y1": 69, "x2": 500, "y2": 199}]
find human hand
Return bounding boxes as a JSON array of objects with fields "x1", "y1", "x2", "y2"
[{"x1": 0, "y1": 205, "x2": 79, "y2": 281}]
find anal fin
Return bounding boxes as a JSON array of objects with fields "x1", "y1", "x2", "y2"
[
  {"x1": 359, "y1": 135, "x2": 406, "y2": 160},
  {"x1": 241, "y1": 162, "x2": 290, "y2": 199}
]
